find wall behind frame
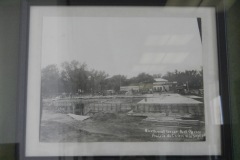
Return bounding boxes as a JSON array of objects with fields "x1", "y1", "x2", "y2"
[
  {"x1": 0, "y1": 0, "x2": 20, "y2": 159},
  {"x1": 227, "y1": 0, "x2": 240, "y2": 160},
  {"x1": 0, "y1": 0, "x2": 240, "y2": 159},
  {"x1": 0, "y1": 1, "x2": 20, "y2": 143}
]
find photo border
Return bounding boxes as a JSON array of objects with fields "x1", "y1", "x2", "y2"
[{"x1": 17, "y1": 0, "x2": 232, "y2": 160}]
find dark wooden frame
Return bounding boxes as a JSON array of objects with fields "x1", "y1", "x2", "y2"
[{"x1": 17, "y1": 0, "x2": 232, "y2": 159}]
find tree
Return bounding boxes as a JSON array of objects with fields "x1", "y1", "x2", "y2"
[
  {"x1": 60, "y1": 60, "x2": 89, "y2": 93},
  {"x1": 105, "y1": 75, "x2": 127, "y2": 92},
  {"x1": 127, "y1": 73, "x2": 154, "y2": 85},
  {"x1": 41, "y1": 64, "x2": 61, "y2": 97},
  {"x1": 162, "y1": 69, "x2": 203, "y2": 90},
  {"x1": 153, "y1": 73, "x2": 162, "y2": 78},
  {"x1": 89, "y1": 69, "x2": 109, "y2": 93},
  {"x1": 136, "y1": 73, "x2": 154, "y2": 83}
]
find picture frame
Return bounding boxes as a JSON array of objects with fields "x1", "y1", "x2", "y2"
[{"x1": 17, "y1": 0, "x2": 232, "y2": 159}]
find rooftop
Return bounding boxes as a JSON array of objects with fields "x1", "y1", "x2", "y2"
[
  {"x1": 154, "y1": 78, "x2": 168, "y2": 82},
  {"x1": 138, "y1": 94, "x2": 202, "y2": 104}
]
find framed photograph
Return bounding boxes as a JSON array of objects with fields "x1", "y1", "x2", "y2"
[{"x1": 18, "y1": 0, "x2": 232, "y2": 159}]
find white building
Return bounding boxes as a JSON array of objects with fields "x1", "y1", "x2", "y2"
[
  {"x1": 120, "y1": 86, "x2": 139, "y2": 92},
  {"x1": 153, "y1": 78, "x2": 169, "y2": 92}
]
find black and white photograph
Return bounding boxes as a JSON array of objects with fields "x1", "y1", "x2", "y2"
[
  {"x1": 39, "y1": 15, "x2": 205, "y2": 142},
  {"x1": 25, "y1": 7, "x2": 221, "y2": 156}
]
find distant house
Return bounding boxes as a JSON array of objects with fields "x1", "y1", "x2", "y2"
[
  {"x1": 139, "y1": 83, "x2": 153, "y2": 93},
  {"x1": 153, "y1": 78, "x2": 169, "y2": 92},
  {"x1": 120, "y1": 86, "x2": 139, "y2": 92},
  {"x1": 153, "y1": 78, "x2": 177, "y2": 92},
  {"x1": 106, "y1": 90, "x2": 115, "y2": 95},
  {"x1": 154, "y1": 78, "x2": 168, "y2": 84},
  {"x1": 120, "y1": 79, "x2": 177, "y2": 94}
]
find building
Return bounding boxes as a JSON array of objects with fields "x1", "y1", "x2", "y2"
[
  {"x1": 105, "y1": 90, "x2": 115, "y2": 95},
  {"x1": 119, "y1": 79, "x2": 177, "y2": 94},
  {"x1": 153, "y1": 78, "x2": 169, "y2": 92},
  {"x1": 120, "y1": 86, "x2": 139, "y2": 92},
  {"x1": 135, "y1": 94, "x2": 204, "y2": 117},
  {"x1": 139, "y1": 83, "x2": 153, "y2": 94},
  {"x1": 152, "y1": 78, "x2": 177, "y2": 92}
]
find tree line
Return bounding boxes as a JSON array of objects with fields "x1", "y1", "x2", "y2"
[
  {"x1": 41, "y1": 60, "x2": 203, "y2": 97},
  {"x1": 162, "y1": 69, "x2": 203, "y2": 90}
]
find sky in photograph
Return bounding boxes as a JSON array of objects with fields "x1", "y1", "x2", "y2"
[{"x1": 41, "y1": 16, "x2": 202, "y2": 78}]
